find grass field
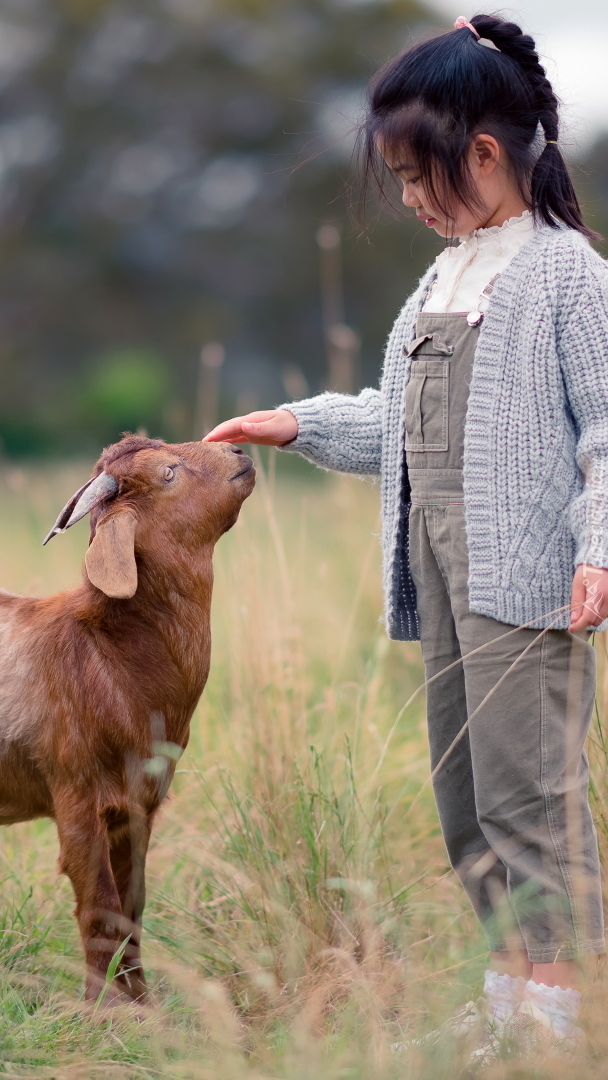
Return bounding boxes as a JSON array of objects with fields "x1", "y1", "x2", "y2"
[{"x1": 1, "y1": 452, "x2": 608, "y2": 1078}]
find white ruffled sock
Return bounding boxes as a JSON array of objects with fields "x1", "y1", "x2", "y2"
[
  {"x1": 523, "y1": 980, "x2": 581, "y2": 1039},
  {"x1": 483, "y1": 970, "x2": 527, "y2": 1025}
]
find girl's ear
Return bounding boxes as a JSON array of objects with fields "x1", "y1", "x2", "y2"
[
  {"x1": 85, "y1": 510, "x2": 138, "y2": 598},
  {"x1": 471, "y1": 134, "x2": 500, "y2": 175}
]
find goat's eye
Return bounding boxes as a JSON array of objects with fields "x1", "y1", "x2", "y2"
[{"x1": 163, "y1": 466, "x2": 175, "y2": 482}]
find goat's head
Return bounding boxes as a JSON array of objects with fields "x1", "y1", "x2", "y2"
[{"x1": 43, "y1": 436, "x2": 255, "y2": 598}]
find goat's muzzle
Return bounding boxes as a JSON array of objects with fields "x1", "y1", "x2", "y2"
[{"x1": 230, "y1": 462, "x2": 255, "y2": 480}]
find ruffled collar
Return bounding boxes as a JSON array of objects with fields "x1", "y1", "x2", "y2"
[
  {"x1": 460, "y1": 209, "x2": 533, "y2": 242},
  {"x1": 428, "y1": 209, "x2": 535, "y2": 310}
]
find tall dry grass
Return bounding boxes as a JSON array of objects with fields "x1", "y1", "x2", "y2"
[{"x1": 0, "y1": 454, "x2": 607, "y2": 1078}]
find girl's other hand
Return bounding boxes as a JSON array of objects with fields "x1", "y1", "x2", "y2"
[
  {"x1": 569, "y1": 564, "x2": 608, "y2": 631},
  {"x1": 202, "y1": 409, "x2": 298, "y2": 446}
]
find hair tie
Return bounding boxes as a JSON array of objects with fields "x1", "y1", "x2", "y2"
[
  {"x1": 546, "y1": 140, "x2": 558, "y2": 145},
  {"x1": 454, "y1": 15, "x2": 480, "y2": 39}
]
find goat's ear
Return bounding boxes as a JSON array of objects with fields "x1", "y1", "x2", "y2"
[{"x1": 85, "y1": 511, "x2": 137, "y2": 599}]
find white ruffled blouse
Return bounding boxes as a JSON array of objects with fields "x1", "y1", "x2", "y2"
[{"x1": 422, "y1": 210, "x2": 535, "y2": 314}]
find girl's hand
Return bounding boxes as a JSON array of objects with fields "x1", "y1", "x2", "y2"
[
  {"x1": 569, "y1": 564, "x2": 608, "y2": 631},
  {"x1": 203, "y1": 409, "x2": 298, "y2": 446}
]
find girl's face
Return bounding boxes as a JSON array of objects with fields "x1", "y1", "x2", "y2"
[
  {"x1": 396, "y1": 169, "x2": 478, "y2": 237},
  {"x1": 395, "y1": 169, "x2": 473, "y2": 237},
  {"x1": 389, "y1": 134, "x2": 528, "y2": 238}
]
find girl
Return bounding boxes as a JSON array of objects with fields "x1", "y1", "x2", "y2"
[{"x1": 205, "y1": 14, "x2": 608, "y2": 1055}]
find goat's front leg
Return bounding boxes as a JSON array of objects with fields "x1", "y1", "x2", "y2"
[
  {"x1": 54, "y1": 796, "x2": 124, "y2": 1002},
  {"x1": 108, "y1": 808, "x2": 154, "y2": 1002}
]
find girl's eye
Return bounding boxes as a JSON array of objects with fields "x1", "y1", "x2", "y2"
[
  {"x1": 163, "y1": 466, "x2": 175, "y2": 482},
  {"x1": 406, "y1": 177, "x2": 421, "y2": 185}
]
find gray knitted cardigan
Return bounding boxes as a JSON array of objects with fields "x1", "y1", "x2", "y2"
[{"x1": 279, "y1": 225, "x2": 608, "y2": 640}]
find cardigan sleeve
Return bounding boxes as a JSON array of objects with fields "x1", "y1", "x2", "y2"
[
  {"x1": 559, "y1": 269, "x2": 608, "y2": 569},
  {"x1": 275, "y1": 387, "x2": 382, "y2": 476},
  {"x1": 274, "y1": 266, "x2": 439, "y2": 478}
]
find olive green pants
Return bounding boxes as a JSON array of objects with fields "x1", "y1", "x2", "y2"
[{"x1": 409, "y1": 486, "x2": 603, "y2": 960}]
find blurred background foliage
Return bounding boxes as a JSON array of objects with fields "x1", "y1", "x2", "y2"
[{"x1": 0, "y1": 0, "x2": 607, "y2": 456}]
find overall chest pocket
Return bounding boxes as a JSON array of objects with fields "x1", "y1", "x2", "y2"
[{"x1": 405, "y1": 356, "x2": 450, "y2": 452}]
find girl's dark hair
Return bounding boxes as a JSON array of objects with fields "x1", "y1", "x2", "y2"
[{"x1": 360, "y1": 13, "x2": 595, "y2": 238}]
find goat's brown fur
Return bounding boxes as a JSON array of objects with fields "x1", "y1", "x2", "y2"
[{"x1": 0, "y1": 437, "x2": 255, "y2": 1002}]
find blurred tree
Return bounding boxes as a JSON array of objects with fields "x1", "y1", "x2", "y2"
[
  {"x1": 82, "y1": 346, "x2": 168, "y2": 437},
  {"x1": 0, "y1": 0, "x2": 605, "y2": 455},
  {"x1": 0, "y1": 0, "x2": 443, "y2": 454}
]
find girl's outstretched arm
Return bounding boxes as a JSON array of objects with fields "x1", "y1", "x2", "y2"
[{"x1": 206, "y1": 388, "x2": 383, "y2": 477}]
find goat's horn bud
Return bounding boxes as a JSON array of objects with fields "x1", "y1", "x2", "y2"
[{"x1": 43, "y1": 472, "x2": 119, "y2": 545}]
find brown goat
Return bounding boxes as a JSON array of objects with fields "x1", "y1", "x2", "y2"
[{"x1": 0, "y1": 436, "x2": 255, "y2": 1002}]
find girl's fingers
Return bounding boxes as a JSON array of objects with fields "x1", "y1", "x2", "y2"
[
  {"x1": 569, "y1": 566, "x2": 588, "y2": 631},
  {"x1": 203, "y1": 410, "x2": 298, "y2": 446},
  {"x1": 570, "y1": 609, "x2": 596, "y2": 632},
  {"x1": 203, "y1": 417, "x2": 248, "y2": 442}
]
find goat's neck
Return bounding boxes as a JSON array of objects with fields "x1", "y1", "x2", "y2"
[
  {"x1": 80, "y1": 546, "x2": 214, "y2": 738},
  {"x1": 137, "y1": 546, "x2": 214, "y2": 619}
]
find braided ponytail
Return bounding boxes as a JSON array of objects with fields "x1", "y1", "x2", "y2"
[
  {"x1": 469, "y1": 15, "x2": 589, "y2": 234},
  {"x1": 360, "y1": 13, "x2": 597, "y2": 239}
]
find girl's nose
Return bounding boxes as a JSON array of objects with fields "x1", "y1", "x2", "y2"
[{"x1": 401, "y1": 186, "x2": 419, "y2": 208}]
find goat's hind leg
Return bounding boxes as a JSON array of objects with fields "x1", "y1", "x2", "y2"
[
  {"x1": 108, "y1": 808, "x2": 153, "y2": 1002},
  {"x1": 54, "y1": 796, "x2": 124, "y2": 1003}
]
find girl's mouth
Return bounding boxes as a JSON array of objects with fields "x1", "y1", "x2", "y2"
[{"x1": 416, "y1": 213, "x2": 437, "y2": 228}]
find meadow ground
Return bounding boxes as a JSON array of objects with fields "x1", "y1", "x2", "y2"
[{"x1": 1, "y1": 452, "x2": 608, "y2": 1079}]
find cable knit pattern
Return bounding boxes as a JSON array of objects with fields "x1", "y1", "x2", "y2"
[{"x1": 279, "y1": 226, "x2": 608, "y2": 640}]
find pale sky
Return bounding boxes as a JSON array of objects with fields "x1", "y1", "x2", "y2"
[{"x1": 429, "y1": 0, "x2": 608, "y2": 152}]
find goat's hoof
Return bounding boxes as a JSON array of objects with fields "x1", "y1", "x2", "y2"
[{"x1": 83, "y1": 981, "x2": 152, "y2": 1024}]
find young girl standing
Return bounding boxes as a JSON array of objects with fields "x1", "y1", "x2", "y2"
[{"x1": 206, "y1": 14, "x2": 608, "y2": 1054}]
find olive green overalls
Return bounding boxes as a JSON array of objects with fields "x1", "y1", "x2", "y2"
[{"x1": 404, "y1": 307, "x2": 604, "y2": 962}]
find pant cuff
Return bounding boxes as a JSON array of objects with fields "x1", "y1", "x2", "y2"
[{"x1": 525, "y1": 938, "x2": 606, "y2": 963}]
